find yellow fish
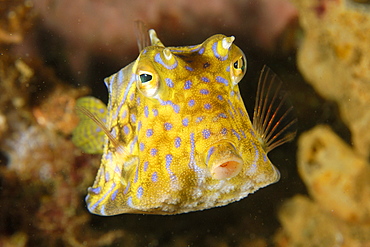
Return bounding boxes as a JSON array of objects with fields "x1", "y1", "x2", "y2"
[{"x1": 72, "y1": 28, "x2": 296, "y2": 215}]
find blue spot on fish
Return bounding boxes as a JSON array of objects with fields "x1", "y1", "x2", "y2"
[
  {"x1": 166, "y1": 78, "x2": 174, "y2": 88},
  {"x1": 152, "y1": 109, "x2": 158, "y2": 116},
  {"x1": 150, "y1": 148, "x2": 158, "y2": 156},
  {"x1": 263, "y1": 153, "x2": 267, "y2": 162},
  {"x1": 122, "y1": 109, "x2": 127, "y2": 118},
  {"x1": 201, "y1": 77, "x2": 210, "y2": 82},
  {"x1": 238, "y1": 108, "x2": 245, "y2": 116},
  {"x1": 204, "y1": 103, "x2": 212, "y2": 110},
  {"x1": 165, "y1": 154, "x2": 173, "y2": 168},
  {"x1": 182, "y1": 118, "x2": 189, "y2": 127},
  {"x1": 196, "y1": 116, "x2": 205, "y2": 123},
  {"x1": 111, "y1": 189, "x2": 118, "y2": 201},
  {"x1": 165, "y1": 154, "x2": 177, "y2": 182},
  {"x1": 219, "y1": 113, "x2": 227, "y2": 118},
  {"x1": 240, "y1": 129, "x2": 246, "y2": 138},
  {"x1": 124, "y1": 125, "x2": 130, "y2": 135},
  {"x1": 127, "y1": 196, "x2": 133, "y2": 207},
  {"x1": 174, "y1": 137, "x2": 181, "y2": 148},
  {"x1": 232, "y1": 129, "x2": 241, "y2": 140},
  {"x1": 151, "y1": 172, "x2": 158, "y2": 182},
  {"x1": 143, "y1": 161, "x2": 149, "y2": 172},
  {"x1": 185, "y1": 65, "x2": 194, "y2": 71},
  {"x1": 206, "y1": 146, "x2": 215, "y2": 163},
  {"x1": 164, "y1": 122, "x2": 173, "y2": 130},
  {"x1": 139, "y1": 142, "x2": 145, "y2": 151},
  {"x1": 90, "y1": 187, "x2": 101, "y2": 194},
  {"x1": 159, "y1": 99, "x2": 180, "y2": 113},
  {"x1": 146, "y1": 129, "x2": 153, "y2": 137},
  {"x1": 134, "y1": 167, "x2": 139, "y2": 183},
  {"x1": 202, "y1": 129, "x2": 211, "y2": 139},
  {"x1": 131, "y1": 114, "x2": 136, "y2": 123},
  {"x1": 216, "y1": 76, "x2": 229, "y2": 86},
  {"x1": 104, "y1": 152, "x2": 113, "y2": 161},
  {"x1": 184, "y1": 80, "x2": 192, "y2": 89},
  {"x1": 144, "y1": 106, "x2": 149, "y2": 117},
  {"x1": 173, "y1": 104, "x2": 180, "y2": 113},
  {"x1": 137, "y1": 186, "x2": 144, "y2": 199},
  {"x1": 188, "y1": 99, "x2": 195, "y2": 107},
  {"x1": 200, "y1": 89, "x2": 209, "y2": 95}
]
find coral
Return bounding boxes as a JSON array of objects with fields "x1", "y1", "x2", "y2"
[
  {"x1": 276, "y1": 195, "x2": 370, "y2": 247},
  {"x1": 298, "y1": 126, "x2": 370, "y2": 224},
  {"x1": 0, "y1": 2, "x2": 130, "y2": 246},
  {"x1": 276, "y1": 0, "x2": 370, "y2": 246},
  {"x1": 294, "y1": 0, "x2": 370, "y2": 158},
  {"x1": 276, "y1": 126, "x2": 370, "y2": 246},
  {"x1": 0, "y1": 0, "x2": 34, "y2": 44},
  {"x1": 0, "y1": 53, "x2": 127, "y2": 246}
]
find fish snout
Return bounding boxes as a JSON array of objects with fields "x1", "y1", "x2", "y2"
[{"x1": 205, "y1": 142, "x2": 244, "y2": 180}]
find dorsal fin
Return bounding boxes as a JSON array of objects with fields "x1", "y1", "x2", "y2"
[
  {"x1": 134, "y1": 20, "x2": 151, "y2": 52},
  {"x1": 252, "y1": 66, "x2": 297, "y2": 152}
]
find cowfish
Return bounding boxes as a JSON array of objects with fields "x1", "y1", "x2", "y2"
[{"x1": 72, "y1": 27, "x2": 297, "y2": 215}]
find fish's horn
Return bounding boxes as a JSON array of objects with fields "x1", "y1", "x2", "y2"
[
  {"x1": 222, "y1": 36, "x2": 235, "y2": 50},
  {"x1": 149, "y1": 29, "x2": 165, "y2": 47},
  {"x1": 163, "y1": 48, "x2": 173, "y2": 61},
  {"x1": 156, "y1": 47, "x2": 178, "y2": 69},
  {"x1": 213, "y1": 36, "x2": 235, "y2": 61}
]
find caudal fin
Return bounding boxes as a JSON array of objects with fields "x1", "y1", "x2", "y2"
[{"x1": 72, "y1": 97, "x2": 108, "y2": 154}]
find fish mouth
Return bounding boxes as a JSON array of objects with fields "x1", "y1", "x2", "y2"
[{"x1": 205, "y1": 142, "x2": 244, "y2": 180}]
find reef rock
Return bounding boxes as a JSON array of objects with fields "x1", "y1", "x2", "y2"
[
  {"x1": 294, "y1": 0, "x2": 370, "y2": 158},
  {"x1": 298, "y1": 125, "x2": 370, "y2": 223},
  {"x1": 277, "y1": 195, "x2": 370, "y2": 247},
  {"x1": 276, "y1": 126, "x2": 370, "y2": 246},
  {"x1": 276, "y1": 0, "x2": 370, "y2": 246}
]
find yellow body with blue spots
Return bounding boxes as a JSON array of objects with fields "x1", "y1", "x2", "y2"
[{"x1": 72, "y1": 29, "x2": 294, "y2": 215}]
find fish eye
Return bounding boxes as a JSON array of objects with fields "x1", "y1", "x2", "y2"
[
  {"x1": 233, "y1": 57, "x2": 245, "y2": 71},
  {"x1": 230, "y1": 53, "x2": 247, "y2": 84},
  {"x1": 137, "y1": 70, "x2": 159, "y2": 97},
  {"x1": 140, "y1": 73, "x2": 153, "y2": 83},
  {"x1": 233, "y1": 56, "x2": 246, "y2": 72},
  {"x1": 233, "y1": 61, "x2": 239, "y2": 69}
]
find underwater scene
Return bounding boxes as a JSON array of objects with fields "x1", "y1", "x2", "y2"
[{"x1": 1, "y1": 0, "x2": 370, "y2": 246}]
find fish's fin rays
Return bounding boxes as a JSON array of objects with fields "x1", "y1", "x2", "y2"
[
  {"x1": 72, "y1": 97, "x2": 107, "y2": 154},
  {"x1": 72, "y1": 97, "x2": 127, "y2": 155},
  {"x1": 252, "y1": 66, "x2": 297, "y2": 153},
  {"x1": 134, "y1": 20, "x2": 151, "y2": 52}
]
